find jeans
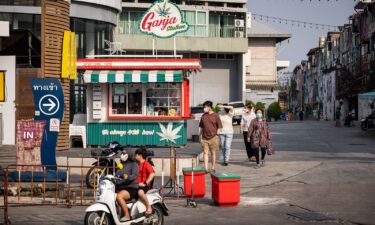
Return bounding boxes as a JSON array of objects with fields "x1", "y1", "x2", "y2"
[
  {"x1": 255, "y1": 147, "x2": 266, "y2": 165},
  {"x1": 242, "y1": 131, "x2": 254, "y2": 158},
  {"x1": 219, "y1": 133, "x2": 233, "y2": 163}
]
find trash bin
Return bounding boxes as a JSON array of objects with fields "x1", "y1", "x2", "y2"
[
  {"x1": 211, "y1": 173, "x2": 240, "y2": 206},
  {"x1": 182, "y1": 167, "x2": 206, "y2": 198}
]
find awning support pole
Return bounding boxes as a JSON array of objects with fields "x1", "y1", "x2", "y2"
[
  {"x1": 152, "y1": 38, "x2": 155, "y2": 56},
  {"x1": 173, "y1": 37, "x2": 176, "y2": 58}
]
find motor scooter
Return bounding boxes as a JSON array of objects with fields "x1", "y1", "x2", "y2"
[
  {"x1": 86, "y1": 141, "x2": 124, "y2": 188},
  {"x1": 85, "y1": 175, "x2": 169, "y2": 225}
]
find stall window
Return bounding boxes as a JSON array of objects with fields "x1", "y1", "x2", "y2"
[
  {"x1": 110, "y1": 82, "x2": 182, "y2": 117},
  {"x1": 112, "y1": 84, "x2": 127, "y2": 114},
  {"x1": 146, "y1": 83, "x2": 181, "y2": 117}
]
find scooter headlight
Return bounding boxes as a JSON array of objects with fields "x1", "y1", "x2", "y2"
[{"x1": 98, "y1": 181, "x2": 107, "y2": 195}]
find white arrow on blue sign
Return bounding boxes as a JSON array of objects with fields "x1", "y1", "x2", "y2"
[{"x1": 38, "y1": 94, "x2": 60, "y2": 116}]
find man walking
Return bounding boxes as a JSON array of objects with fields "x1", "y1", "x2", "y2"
[{"x1": 199, "y1": 101, "x2": 222, "y2": 173}]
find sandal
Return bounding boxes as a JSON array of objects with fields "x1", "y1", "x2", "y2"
[{"x1": 120, "y1": 217, "x2": 130, "y2": 222}]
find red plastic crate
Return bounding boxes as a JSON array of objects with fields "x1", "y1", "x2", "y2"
[
  {"x1": 182, "y1": 167, "x2": 206, "y2": 198},
  {"x1": 211, "y1": 173, "x2": 240, "y2": 206}
]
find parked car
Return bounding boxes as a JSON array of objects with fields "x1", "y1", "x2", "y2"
[
  {"x1": 191, "y1": 106, "x2": 205, "y2": 121},
  {"x1": 227, "y1": 101, "x2": 245, "y2": 125}
]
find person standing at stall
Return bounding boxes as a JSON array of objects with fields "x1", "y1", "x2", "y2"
[
  {"x1": 218, "y1": 104, "x2": 234, "y2": 166},
  {"x1": 247, "y1": 109, "x2": 272, "y2": 169},
  {"x1": 199, "y1": 101, "x2": 223, "y2": 173},
  {"x1": 240, "y1": 104, "x2": 256, "y2": 162}
]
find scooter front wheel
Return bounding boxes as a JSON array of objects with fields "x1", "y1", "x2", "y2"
[
  {"x1": 150, "y1": 205, "x2": 164, "y2": 225},
  {"x1": 84, "y1": 211, "x2": 112, "y2": 225}
]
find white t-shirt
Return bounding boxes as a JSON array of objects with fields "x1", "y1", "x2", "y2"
[
  {"x1": 241, "y1": 112, "x2": 256, "y2": 132},
  {"x1": 219, "y1": 113, "x2": 234, "y2": 134}
]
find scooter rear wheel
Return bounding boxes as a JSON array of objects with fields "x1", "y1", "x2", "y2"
[{"x1": 84, "y1": 211, "x2": 112, "y2": 225}]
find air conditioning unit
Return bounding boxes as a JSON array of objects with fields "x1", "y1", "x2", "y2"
[
  {"x1": 234, "y1": 31, "x2": 245, "y2": 38},
  {"x1": 235, "y1": 31, "x2": 244, "y2": 38},
  {"x1": 235, "y1": 19, "x2": 245, "y2": 28}
]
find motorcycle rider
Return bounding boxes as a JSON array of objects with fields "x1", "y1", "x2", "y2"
[
  {"x1": 115, "y1": 150, "x2": 139, "y2": 222},
  {"x1": 134, "y1": 148, "x2": 155, "y2": 216}
]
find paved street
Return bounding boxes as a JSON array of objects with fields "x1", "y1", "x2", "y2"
[{"x1": 2, "y1": 120, "x2": 375, "y2": 225}]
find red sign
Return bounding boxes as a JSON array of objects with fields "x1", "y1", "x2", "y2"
[
  {"x1": 16, "y1": 120, "x2": 46, "y2": 172},
  {"x1": 139, "y1": 0, "x2": 189, "y2": 38}
]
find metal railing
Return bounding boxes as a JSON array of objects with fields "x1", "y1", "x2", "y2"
[{"x1": 1, "y1": 155, "x2": 197, "y2": 225}]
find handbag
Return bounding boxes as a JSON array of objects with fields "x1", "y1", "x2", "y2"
[{"x1": 266, "y1": 141, "x2": 275, "y2": 155}]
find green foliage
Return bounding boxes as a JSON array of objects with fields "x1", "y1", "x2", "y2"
[
  {"x1": 267, "y1": 102, "x2": 282, "y2": 121},
  {"x1": 254, "y1": 102, "x2": 266, "y2": 112},
  {"x1": 245, "y1": 100, "x2": 255, "y2": 108}
]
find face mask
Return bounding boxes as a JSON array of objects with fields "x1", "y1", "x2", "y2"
[
  {"x1": 204, "y1": 107, "x2": 209, "y2": 113},
  {"x1": 120, "y1": 153, "x2": 128, "y2": 162},
  {"x1": 219, "y1": 109, "x2": 224, "y2": 113},
  {"x1": 256, "y1": 113, "x2": 263, "y2": 119}
]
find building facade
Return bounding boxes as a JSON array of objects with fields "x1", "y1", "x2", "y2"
[
  {"x1": 292, "y1": 1, "x2": 375, "y2": 121},
  {"x1": 0, "y1": 0, "x2": 121, "y2": 145},
  {"x1": 244, "y1": 20, "x2": 291, "y2": 107},
  {"x1": 116, "y1": 0, "x2": 248, "y2": 106}
]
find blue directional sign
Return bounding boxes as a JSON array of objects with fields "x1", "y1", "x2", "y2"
[{"x1": 29, "y1": 78, "x2": 64, "y2": 169}]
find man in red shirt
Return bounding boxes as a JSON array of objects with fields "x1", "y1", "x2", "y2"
[{"x1": 135, "y1": 148, "x2": 155, "y2": 215}]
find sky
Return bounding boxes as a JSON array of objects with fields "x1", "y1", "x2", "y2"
[{"x1": 247, "y1": 0, "x2": 357, "y2": 70}]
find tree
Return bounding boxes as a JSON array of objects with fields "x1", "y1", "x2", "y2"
[
  {"x1": 267, "y1": 102, "x2": 282, "y2": 121},
  {"x1": 254, "y1": 102, "x2": 266, "y2": 112}
]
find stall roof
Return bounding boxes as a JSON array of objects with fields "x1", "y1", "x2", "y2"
[
  {"x1": 359, "y1": 91, "x2": 375, "y2": 99},
  {"x1": 77, "y1": 58, "x2": 202, "y2": 70}
]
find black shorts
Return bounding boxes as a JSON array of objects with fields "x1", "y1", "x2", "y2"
[
  {"x1": 118, "y1": 187, "x2": 138, "y2": 199},
  {"x1": 139, "y1": 185, "x2": 149, "y2": 194}
]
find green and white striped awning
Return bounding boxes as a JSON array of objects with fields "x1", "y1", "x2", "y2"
[{"x1": 83, "y1": 70, "x2": 183, "y2": 83}]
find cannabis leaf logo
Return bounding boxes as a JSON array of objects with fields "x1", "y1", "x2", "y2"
[
  {"x1": 156, "y1": 1, "x2": 171, "y2": 17},
  {"x1": 157, "y1": 122, "x2": 183, "y2": 144}
]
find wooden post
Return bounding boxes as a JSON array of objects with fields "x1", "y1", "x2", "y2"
[
  {"x1": 41, "y1": 0, "x2": 71, "y2": 150},
  {"x1": 170, "y1": 147, "x2": 176, "y2": 185}
]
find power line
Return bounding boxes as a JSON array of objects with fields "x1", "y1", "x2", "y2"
[{"x1": 252, "y1": 13, "x2": 339, "y2": 31}]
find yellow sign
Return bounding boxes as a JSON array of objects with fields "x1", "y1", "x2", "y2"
[
  {"x1": 61, "y1": 31, "x2": 77, "y2": 80},
  {"x1": 0, "y1": 71, "x2": 4, "y2": 102}
]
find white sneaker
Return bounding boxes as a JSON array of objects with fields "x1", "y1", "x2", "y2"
[{"x1": 261, "y1": 160, "x2": 266, "y2": 166}]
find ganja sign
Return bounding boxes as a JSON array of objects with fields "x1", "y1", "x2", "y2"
[{"x1": 139, "y1": 0, "x2": 189, "y2": 38}]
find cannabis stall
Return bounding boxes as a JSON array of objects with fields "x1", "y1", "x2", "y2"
[{"x1": 77, "y1": 58, "x2": 201, "y2": 147}]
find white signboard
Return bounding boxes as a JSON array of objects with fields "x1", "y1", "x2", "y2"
[
  {"x1": 49, "y1": 118, "x2": 60, "y2": 132},
  {"x1": 139, "y1": 0, "x2": 189, "y2": 38}
]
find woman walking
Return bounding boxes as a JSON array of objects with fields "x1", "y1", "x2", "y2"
[
  {"x1": 218, "y1": 104, "x2": 234, "y2": 166},
  {"x1": 240, "y1": 104, "x2": 256, "y2": 161},
  {"x1": 247, "y1": 108, "x2": 272, "y2": 169}
]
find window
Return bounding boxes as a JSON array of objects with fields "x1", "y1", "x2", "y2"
[
  {"x1": 119, "y1": 11, "x2": 145, "y2": 35},
  {"x1": 146, "y1": 83, "x2": 181, "y2": 117},
  {"x1": 111, "y1": 83, "x2": 143, "y2": 115},
  {"x1": 182, "y1": 11, "x2": 208, "y2": 37},
  {"x1": 110, "y1": 83, "x2": 182, "y2": 117}
]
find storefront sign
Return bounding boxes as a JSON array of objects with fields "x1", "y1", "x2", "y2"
[
  {"x1": 61, "y1": 30, "x2": 77, "y2": 80},
  {"x1": 87, "y1": 122, "x2": 187, "y2": 146},
  {"x1": 0, "y1": 71, "x2": 4, "y2": 102},
  {"x1": 29, "y1": 78, "x2": 64, "y2": 168},
  {"x1": 16, "y1": 120, "x2": 46, "y2": 172},
  {"x1": 139, "y1": 0, "x2": 189, "y2": 38}
]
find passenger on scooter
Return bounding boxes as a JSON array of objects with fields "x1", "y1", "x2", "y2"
[
  {"x1": 115, "y1": 150, "x2": 139, "y2": 222},
  {"x1": 134, "y1": 148, "x2": 155, "y2": 216}
]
